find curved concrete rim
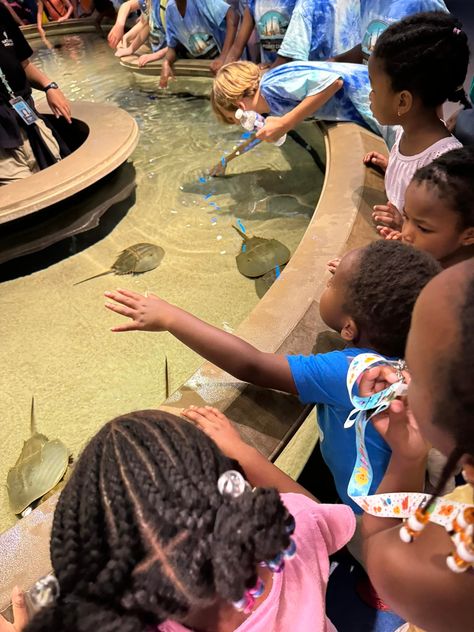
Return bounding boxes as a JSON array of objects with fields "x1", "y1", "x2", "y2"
[
  {"x1": 0, "y1": 100, "x2": 139, "y2": 224},
  {"x1": 21, "y1": 18, "x2": 113, "y2": 39},
  {"x1": 120, "y1": 56, "x2": 212, "y2": 78},
  {"x1": 0, "y1": 116, "x2": 388, "y2": 608}
]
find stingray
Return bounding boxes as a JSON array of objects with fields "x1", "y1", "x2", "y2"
[
  {"x1": 7, "y1": 398, "x2": 70, "y2": 517},
  {"x1": 233, "y1": 225, "x2": 290, "y2": 278},
  {"x1": 74, "y1": 243, "x2": 164, "y2": 285}
]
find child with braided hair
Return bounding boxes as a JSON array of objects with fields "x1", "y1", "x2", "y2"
[
  {"x1": 364, "y1": 11, "x2": 469, "y2": 230},
  {"x1": 5, "y1": 410, "x2": 354, "y2": 632}
]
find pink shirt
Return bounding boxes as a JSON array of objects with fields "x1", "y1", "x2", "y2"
[
  {"x1": 385, "y1": 127, "x2": 461, "y2": 214},
  {"x1": 158, "y1": 494, "x2": 355, "y2": 632}
]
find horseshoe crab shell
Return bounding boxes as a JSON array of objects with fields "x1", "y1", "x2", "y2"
[
  {"x1": 74, "y1": 242, "x2": 165, "y2": 285},
  {"x1": 233, "y1": 226, "x2": 290, "y2": 278},
  {"x1": 7, "y1": 398, "x2": 70, "y2": 516}
]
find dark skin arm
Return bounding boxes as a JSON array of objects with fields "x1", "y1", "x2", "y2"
[
  {"x1": 159, "y1": 46, "x2": 177, "y2": 88},
  {"x1": 331, "y1": 44, "x2": 363, "y2": 64},
  {"x1": 210, "y1": 8, "x2": 237, "y2": 74},
  {"x1": 223, "y1": 7, "x2": 254, "y2": 63},
  {"x1": 270, "y1": 54, "x2": 292, "y2": 69},
  {"x1": 104, "y1": 289, "x2": 297, "y2": 393}
]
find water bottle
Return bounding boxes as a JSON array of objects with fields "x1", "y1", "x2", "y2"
[{"x1": 235, "y1": 108, "x2": 286, "y2": 146}]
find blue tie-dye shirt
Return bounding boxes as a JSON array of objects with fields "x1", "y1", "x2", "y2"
[
  {"x1": 247, "y1": 0, "x2": 298, "y2": 63},
  {"x1": 165, "y1": 0, "x2": 230, "y2": 58},
  {"x1": 139, "y1": 0, "x2": 166, "y2": 52},
  {"x1": 360, "y1": 0, "x2": 449, "y2": 61},
  {"x1": 279, "y1": 0, "x2": 360, "y2": 61},
  {"x1": 260, "y1": 61, "x2": 382, "y2": 135}
]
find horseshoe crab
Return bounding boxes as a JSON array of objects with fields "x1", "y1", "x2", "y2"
[
  {"x1": 74, "y1": 242, "x2": 165, "y2": 285},
  {"x1": 233, "y1": 225, "x2": 290, "y2": 278},
  {"x1": 255, "y1": 264, "x2": 287, "y2": 298},
  {"x1": 7, "y1": 398, "x2": 71, "y2": 518}
]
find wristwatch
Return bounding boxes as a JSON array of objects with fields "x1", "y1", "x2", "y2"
[{"x1": 44, "y1": 82, "x2": 59, "y2": 92}]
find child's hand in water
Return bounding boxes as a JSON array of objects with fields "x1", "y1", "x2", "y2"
[
  {"x1": 159, "y1": 60, "x2": 175, "y2": 89},
  {"x1": 104, "y1": 289, "x2": 173, "y2": 332},
  {"x1": 210, "y1": 56, "x2": 225, "y2": 75},
  {"x1": 363, "y1": 151, "x2": 388, "y2": 172},
  {"x1": 182, "y1": 406, "x2": 244, "y2": 459},
  {"x1": 256, "y1": 116, "x2": 287, "y2": 143},
  {"x1": 372, "y1": 202, "x2": 402, "y2": 230},
  {"x1": 0, "y1": 586, "x2": 28, "y2": 632}
]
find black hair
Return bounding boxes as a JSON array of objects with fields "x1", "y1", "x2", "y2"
[
  {"x1": 25, "y1": 411, "x2": 292, "y2": 632},
  {"x1": 373, "y1": 12, "x2": 470, "y2": 108},
  {"x1": 425, "y1": 263, "x2": 474, "y2": 502},
  {"x1": 344, "y1": 240, "x2": 441, "y2": 358},
  {"x1": 412, "y1": 146, "x2": 474, "y2": 230}
]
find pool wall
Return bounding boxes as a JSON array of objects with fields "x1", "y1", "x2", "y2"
[{"x1": 0, "y1": 113, "x2": 387, "y2": 610}]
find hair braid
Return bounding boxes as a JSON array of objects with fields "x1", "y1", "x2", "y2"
[{"x1": 373, "y1": 12, "x2": 470, "y2": 107}]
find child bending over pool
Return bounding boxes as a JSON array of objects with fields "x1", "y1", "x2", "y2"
[
  {"x1": 8, "y1": 410, "x2": 354, "y2": 632},
  {"x1": 378, "y1": 147, "x2": 474, "y2": 268},
  {"x1": 211, "y1": 60, "x2": 389, "y2": 144},
  {"x1": 364, "y1": 12, "x2": 468, "y2": 227},
  {"x1": 105, "y1": 240, "x2": 440, "y2": 514},
  {"x1": 159, "y1": 0, "x2": 238, "y2": 88},
  {"x1": 358, "y1": 260, "x2": 474, "y2": 632}
]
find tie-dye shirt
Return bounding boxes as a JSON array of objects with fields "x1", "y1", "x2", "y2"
[
  {"x1": 260, "y1": 61, "x2": 382, "y2": 135},
  {"x1": 247, "y1": 0, "x2": 298, "y2": 63},
  {"x1": 279, "y1": 0, "x2": 360, "y2": 61},
  {"x1": 139, "y1": 0, "x2": 166, "y2": 52},
  {"x1": 165, "y1": 0, "x2": 230, "y2": 58},
  {"x1": 360, "y1": 0, "x2": 449, "y2": 62}
]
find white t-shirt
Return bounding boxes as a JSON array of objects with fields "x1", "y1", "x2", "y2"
[{"x1": 385, "y1": 127, "x2": 461, "y2": 213}]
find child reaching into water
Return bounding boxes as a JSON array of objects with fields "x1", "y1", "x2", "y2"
[
  {"x1": 378, "y1": 147, "x2": 474, "y2": 267},
  {"x1": 104, "y1": 241, "x2": 440, "y2": 514},
  {"x1": 211, "y1": 59, "x2": 387, "y2": 143},
  {"x1": 357, "y1": 260, "x2": 474, "y2": 631},
  {"x1": 364, "y1": 11, "x2": 468, "y2": 228},
  {"x1": 159, "y1": 0, "x2": 238, "y2": 88},
  {"x1": 6, "y1": 409, "x2": 355, "y2": 632}
]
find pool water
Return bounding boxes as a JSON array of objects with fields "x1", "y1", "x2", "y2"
[{"x1": 0, "y1": 34, "x2": 324, "y2": 532}]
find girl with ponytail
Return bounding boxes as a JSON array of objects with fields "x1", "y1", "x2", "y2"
[
  {"x1": 2, "y1": 409, "x2": 354, "y2": 632},
  {"x1": 358, "y1": 260, "x2": 474, "y2": 631}
]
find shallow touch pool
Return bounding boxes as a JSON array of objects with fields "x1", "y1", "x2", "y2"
[{"x1": 0, "y1": 34, "x2": 324, "y2": 532}]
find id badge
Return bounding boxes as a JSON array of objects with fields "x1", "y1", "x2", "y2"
[{"x1": 9, "y1": 96, "x2": 38, "y2": 125}]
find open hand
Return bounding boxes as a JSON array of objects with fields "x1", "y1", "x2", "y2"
[
  {"x1": 159, "y1": 60, "x2": 175, "y2": 89},
  {"x1": 104, "y1": 289, "x2": 173, "y2": 332},
  {"x1": 256, "y1": 116, "x2": 286, "y2": 143},
  {"x1": 363, "y1": 150, "x2": 388, "y2": 172},
  {"x1": 46, "y1": 88, "x2": 72, "y2": 123},
  {"x1": 0, "y1": 587, "x2": 29, "y2": 632},
  {"x1": 210, "y1": 56, "x2": 225, "y2": 75},
  {"x1": 372, "y1": 202, "x2": 402, "y2": 230},
  {"x1": 182, "y1": 406, "x2": 244, "y2": 459},
  {"x1": 327, "y1": 256, "x2": 341, "y2": 274}
]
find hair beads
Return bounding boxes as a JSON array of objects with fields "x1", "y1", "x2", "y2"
[{"x1": 399, "y1": 508, "x2": 430, "y2": 543}]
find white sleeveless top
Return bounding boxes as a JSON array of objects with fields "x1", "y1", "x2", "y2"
[{"x1": 385, "y1": 127, "x2": 461, "y2": 214}]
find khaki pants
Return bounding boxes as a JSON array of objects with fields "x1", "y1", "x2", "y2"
[{"x1": 0, "y1": 118, "x2": 61, "y2": 185}]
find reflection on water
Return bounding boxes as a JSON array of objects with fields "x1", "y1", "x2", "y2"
[{"x1": 0, "y1": 34, "x2": 324, "y2": 533}]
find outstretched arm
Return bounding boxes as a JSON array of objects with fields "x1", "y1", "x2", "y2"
[
  {"x1": 182, "y1": 406, "x2": 317, "y2": 499},
  {"x1": 159, "y1": 46, "x2": 177, "y2": 88},
  {"x1": 331, "y1": 44, "x2": 363, "y2": 64},
  {"x1": 256, "y1": 79, "x2": 343, "y2": 142},
  {"x1": 210, "y1": 8, "x2": 238, "y2": 74},
  {"x1": 107, "y1": 0, "x2": 139, "y2": 48},
  {"x1": 36, "y1": 0, "x2": 46, "y2": 38},
  {"x1": 104, "y1": 289, "x2": 297, "y2": 393},
  {"x1": 223, "y1": 7, "x2": 254, "y2": 63}
]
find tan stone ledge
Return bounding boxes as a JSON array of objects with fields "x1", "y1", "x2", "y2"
[
  {"x1": 120, "y1": 56, "x2": 213, "y2": 78},
  {"x1": 21, "y1": 18, "x2": 113, "y2": 39},
  {"x1": 0, "y1": 120, "x2": 387, "y2": 611},
  {"x1": 0, "y1": 100, "x2": 139, "y2": 224}
]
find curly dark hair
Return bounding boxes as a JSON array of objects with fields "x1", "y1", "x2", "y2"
[
  {"x1": 412, "y1": 146, "x2": 474, "y2": 230},
  {"x1": 344, "y1": 240, "x2": 441, "y2": 358},
  {"x1": 373, "y1": 12, "x2": 470, "y2": 108},
  {"x1": 25, "y1": 411, "x2": 292, "y2": 632},
  {"x1": 426, "y1": 262, "x2": 474, "y2": 501}
]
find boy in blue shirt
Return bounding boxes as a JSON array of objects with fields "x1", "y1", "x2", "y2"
[
  {"x1": 160, "y1": 0, "x2": 238, "y2": 87},
  {"x1": 104, "y1": 241, "x2": 440, "y2": 513}
]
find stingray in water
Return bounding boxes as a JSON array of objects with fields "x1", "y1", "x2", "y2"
[
  {"x1": 74, "y1": 242, "x2": 165, "y2": 285},
  {"x1": 233, "y1": 225, "x2": 290, "y2": 278}
]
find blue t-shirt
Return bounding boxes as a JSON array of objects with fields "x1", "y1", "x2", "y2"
[
  {"x1": 360, "y1": 0, "x2": 449, "y2": 62},
  {"x1": 165, "y1": 0, "x2": 230, "y2": 58},
  {"x1": 287, "y1": 348, "x2": 392, "y2": 513},
  {"x1": 279, "y1": 0, "x2": 360, "y2": 61},
  {"x1": 139, "y1": 0, "x2": 166, "y2": 52},
  {"x1": 248, "y1": 0, "x2": 298, "y2": 63},
  {"x1": 260, "y1": 61, "x2": 382, "y2": 135}
]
